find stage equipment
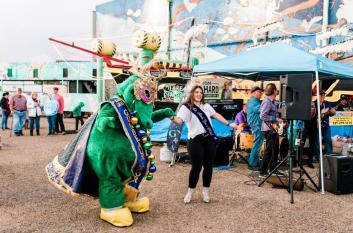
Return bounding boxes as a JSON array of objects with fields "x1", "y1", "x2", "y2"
[
  {"x1": 239, "y1": 133, "x2": 254, "y2": 150},
  {"x1": 259, "y1": 121, "x2": 320, "y2": 203},
  {"x1": 266, "y1": 176, "x2": 305, "y2": 191},
  {"x1": 342, "y1": 143, "x2": 353, "y2": 157},
  {"x1": 323, "y1": 155, "x2": 353, "y2": 194},
  {"x1": 279, "y1": 74, "x2": 313, "y2": 120},
  {"x1": 267, "y1": 123, "x2": 304, "y2": 190},
  {"x1": 208, "y1": 100, "x2": 243, "y2": 120},
  {"x1": 214, "y1": 137, "x2": 234, "y2": 166},
  {"x1": 230, "y1": 132, "x2": 250, "y2": 165}
]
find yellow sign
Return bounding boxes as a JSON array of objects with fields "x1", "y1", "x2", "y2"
[{"x1": 330, "y1": 111, "x2": 353, "y2": 126}]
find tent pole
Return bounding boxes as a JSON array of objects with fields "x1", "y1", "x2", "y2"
[
  {"x1": 315, "y1": 70, "x2": 325, "y2": 194},
  {"x1": 322, "y1": 0, "x2": 329, "y2": 47}
]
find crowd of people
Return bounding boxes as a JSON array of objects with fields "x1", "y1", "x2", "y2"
[
  {"x1": 233, "y1": 84, "x2": 353, "y2": 176},
  {"x1": 0, "y1": 87, "x2": 85, "y2": 136}
]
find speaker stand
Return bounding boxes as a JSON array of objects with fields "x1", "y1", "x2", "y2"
[{"x1": 258, "y1": 120, "x2": 320, "y2": 203}]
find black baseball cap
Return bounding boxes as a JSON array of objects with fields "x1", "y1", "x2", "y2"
[
  {"x1": 340, "y1": 95, "x2": 348, "y2": 100},
  {"x1": 319, "y1": 90, "x2": 326, "y2": 95},
  {"x1": 250, "y1": 86, "x2": 264, "y2": 93}
]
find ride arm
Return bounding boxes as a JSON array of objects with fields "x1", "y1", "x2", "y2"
[{"x1": 151, "y1": 108, "x2": 175, "y2": 123}]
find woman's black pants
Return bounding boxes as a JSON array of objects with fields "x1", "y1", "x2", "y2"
[
  {"x1": 187, "y1": 134, "x2": 217, "y2": 188},
  {"x1": 260, "y1": 130, "x2": 279, "y2": 174}
]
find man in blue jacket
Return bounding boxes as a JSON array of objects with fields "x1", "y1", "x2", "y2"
[{"x1": 246, "y1": 86, "x2": 264, "y2": 170}]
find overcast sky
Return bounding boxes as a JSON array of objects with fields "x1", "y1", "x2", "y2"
[{"x1": 0, "y1": 0, "x2": 110, "y2": 62}]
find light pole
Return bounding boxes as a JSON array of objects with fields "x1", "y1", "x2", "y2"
[{"x1": 97, "y1": 58, "x2": 104, "y2": 103}]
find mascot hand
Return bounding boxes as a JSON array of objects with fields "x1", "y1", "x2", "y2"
[
  {"x1": 151, "y1": 108, "x2": 175, "y2": 122},
  {"x1": 164, "y1": 108, "x2": 175, "y2": 118},
  {"x1": 97, "y1": 117, "x2": 117, "y2": 132}
]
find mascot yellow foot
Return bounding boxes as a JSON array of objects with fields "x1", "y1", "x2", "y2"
[
  {"x1": 100, "y1": 207, "x2": 133, "y2": 227},
  {"x1": 124, "y1": 197, "x2": 150, "y2": 213}
]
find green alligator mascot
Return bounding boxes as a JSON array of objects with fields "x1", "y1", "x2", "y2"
[{"x1": 46, "y1": 48, "x2": 175, "y2": 227}]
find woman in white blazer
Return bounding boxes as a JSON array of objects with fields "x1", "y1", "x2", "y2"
[{"x1": 27, "y1": 92, "x2": 41, "y2": 136}]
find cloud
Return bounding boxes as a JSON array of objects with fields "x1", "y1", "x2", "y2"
[{"x1": 0, "y1": 0, "x2": 110, "y2": 62}]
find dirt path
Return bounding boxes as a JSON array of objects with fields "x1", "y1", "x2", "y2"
[{"x1": 1, "y1": 118, "x2": 352, "y2": 233}]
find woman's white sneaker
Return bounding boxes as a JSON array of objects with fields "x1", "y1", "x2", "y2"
[
  {"x1": 202, "y1": 187, "x2": 210, "y2": 203},
  {"x1": 183, "y1": 188, "x2": 194, "y2": 204}
]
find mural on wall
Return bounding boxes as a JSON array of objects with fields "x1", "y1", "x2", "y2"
[
  {"x1": 170, "y1": 0, "x2": 353, "y2": 60},
  {"x1": 95, "y1": 0, "x2": 353, "y2": 63},
  {"x1": 96, "y1": 0, "x2": 169, "y2": 54}
]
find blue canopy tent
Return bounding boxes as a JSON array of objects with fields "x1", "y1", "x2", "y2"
[
  {"x1": 194, "y1": 42, "x2": 353, "y2": 194},
  {"x1": 194, "y1": 43, "x2": 353, "y2": 79}
]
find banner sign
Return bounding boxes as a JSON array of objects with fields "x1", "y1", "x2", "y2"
[
  {"x1": 192, "y1": 76, "x2": 232, "y2": 100},
  {"x1": 157, "y1": 83, "x2": 185, "y2": 103},
  {"x1": 330, "y1": 111, "x2": 353, "y2": 126},
  {"x1": 202, "y1": 79, "x2": 221, "y2": 99}
]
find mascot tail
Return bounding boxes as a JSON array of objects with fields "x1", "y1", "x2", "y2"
[{"x1": 45, "y1": 112, "x2": 98, "y2": 196}]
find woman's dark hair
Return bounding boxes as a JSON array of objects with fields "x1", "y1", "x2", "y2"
[
  {"x1": 185, "y1": 85, "x2": 205, "y2": 106},
  {"x1": 2, "y1": 92, "x2": 9, "y2": 97}
]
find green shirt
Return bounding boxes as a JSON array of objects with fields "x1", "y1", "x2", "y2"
[{"x1": 73, "y1": 102, "x2": 84, "y2": 117}]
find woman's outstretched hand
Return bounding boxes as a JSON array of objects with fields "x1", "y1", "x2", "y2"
[{"x1": 171, "y1": 116, "x2": 183, "y2": 125}]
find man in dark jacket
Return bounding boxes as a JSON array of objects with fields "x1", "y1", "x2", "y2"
[{"x1": 1, "y1": 92, "x2": 10, "y2": 130}]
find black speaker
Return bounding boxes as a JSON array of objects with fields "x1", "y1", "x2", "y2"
[
  {"x1": 279, "y1": 74, "x2": 312, "y2": 120},
  {"x1": 63, "y1": 68, "x2": 68, "y2": 78},
  {"x1": 214, "y1": 137, "x2": 234, "y2": 166},
  {"x1": 208, "y1": 99, "x2": 243, "y2": 120},
  {"x1": 323, "y1": 155, "x2": 353, "y2": 195}
]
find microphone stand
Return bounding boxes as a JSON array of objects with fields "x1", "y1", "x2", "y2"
[{"x1": 259, "y1": 120, "x2": 320, "y2": 203}]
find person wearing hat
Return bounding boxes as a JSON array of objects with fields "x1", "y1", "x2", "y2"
[
  {"x1": 315, "y1": 90, "x2": 336, "y2": 155},
  {"x1": 246, "y1": 86, "x2": 264, "y2": 170},
  {"x1": 335, "y1": 95, "x2": 352, "y2": 111}
]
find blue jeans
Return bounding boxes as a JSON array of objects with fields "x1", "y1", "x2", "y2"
[
  {"x1": 47, "y1": 115, "x2": 57, "y2": 134},
  {"x1": 313, "y1": 127, "x2": 333, "y2": 157},
  {"x1": 248, "y1": 126, "x2": 264, "y2": 167},
  {"x1": 29, "y1": 116, "x2": 40, "y2": 131},
  {"x1": 13, "y1": 110, "x2": 26, "y2": 133},
  {"x1": 1, "y1": 109, "x2": 8, "y2": 129},
  {"x1": 322, "y1": 127, "x2": 333, "y2": 154}
]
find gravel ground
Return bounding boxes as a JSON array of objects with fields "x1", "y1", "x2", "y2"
[{"x1": 1, "y1": 118, "x2": 353, "y2": 233}]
